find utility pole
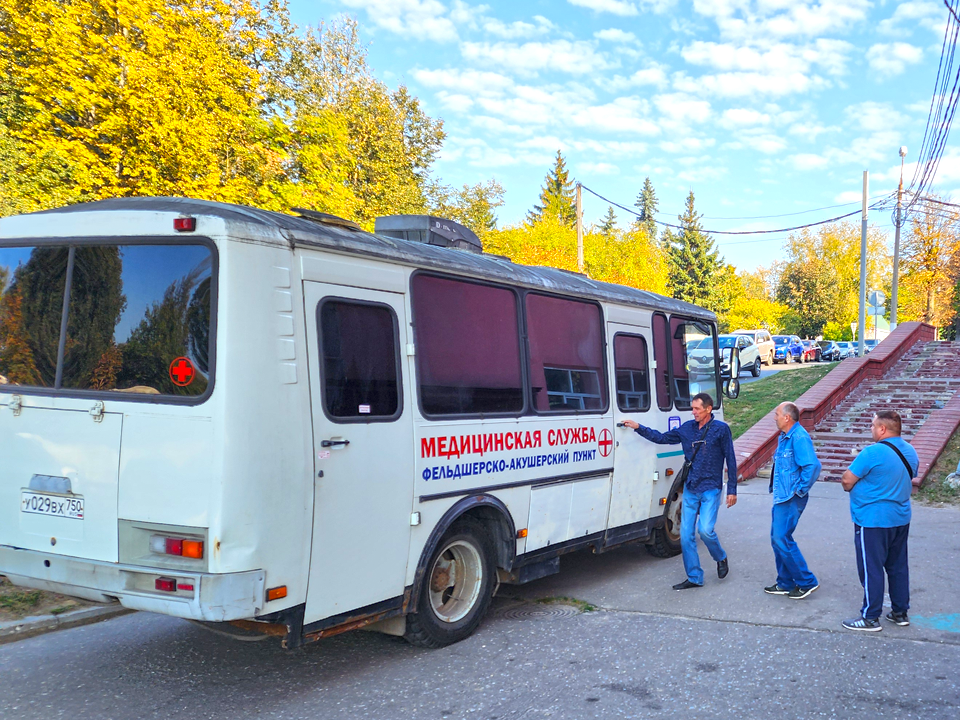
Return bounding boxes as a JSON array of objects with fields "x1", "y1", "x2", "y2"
[
  {"x1": 891, "y1": 146, "x2": 907, "y2": 330},
  {"x1": 858, "y1": 171, "x2": 868, "y2": 356},
  {"x1": 576, "y1": 182, "x2": 584, "y2": 272}
]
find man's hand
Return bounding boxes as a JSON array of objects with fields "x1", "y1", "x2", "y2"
[
  {"x1": 621, "y1": 419, "x2": 640, "y2": 430},
  {"x1": 726, "y1": 494, "x2": 738, "y2": 508}
]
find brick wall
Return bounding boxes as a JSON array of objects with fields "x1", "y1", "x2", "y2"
[{"x1": 734, "y1": 321, "x2": 936, "y2": 482}]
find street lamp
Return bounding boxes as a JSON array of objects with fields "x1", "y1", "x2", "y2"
[{"x1": 891, "y1": 146, "x2": 907, "y2": 330}]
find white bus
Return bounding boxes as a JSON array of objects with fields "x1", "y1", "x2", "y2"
[{"x1": 0, "y1": 198, "x2": 733, "y2": 648}]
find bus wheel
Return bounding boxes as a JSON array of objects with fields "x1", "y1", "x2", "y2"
[
  {"x1": 647, "y1": 481, "x2": 683, "y2": 558},
  {"x1": 404, "y1": 519, "x2": 496, "y2": 648}
]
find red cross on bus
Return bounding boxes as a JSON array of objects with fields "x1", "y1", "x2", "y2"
[
  {"x1": 169, "y1": 357, "x2": 195, "y2": 387},
  {"x1": 598, "y1": 428, "x2": 613, "y2": 457}
]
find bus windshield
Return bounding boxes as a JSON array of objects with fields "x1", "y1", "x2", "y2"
[{"x1": 0, "y1": 242, "x2": 214, "y2": 397}]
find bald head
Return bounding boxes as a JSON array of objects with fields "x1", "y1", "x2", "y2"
[{"x1": 775, "y1": 402, "x2": 799, "y2": 432}]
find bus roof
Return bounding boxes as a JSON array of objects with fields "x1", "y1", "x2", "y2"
[{"x1": 22, "y1": 197, "x2": 715, "y2": 321}]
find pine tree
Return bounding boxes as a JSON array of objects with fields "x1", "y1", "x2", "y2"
[
  {"x1": 632, "y1": 177, "x2": 659, "y2": 240},
  {"x1": 599, "y1": 206, "x2": 617, "y2": 236},
  {"x1": 526, "y1": 150, "x2": 577, "y2": 227},
  {"x1": 668, "y1": 191, "x2": 723, "y2": 309}
]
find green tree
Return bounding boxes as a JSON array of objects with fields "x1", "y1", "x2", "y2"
[
  {"x1": 526, "y1": 150, "x2": 576, "y2": 227},
  {"x1": 898, "y1": 202, "x2": 960, "y2": 328},
  {"x1": 429, "y1": 179, "x2": 505, "y2": 239},
  {"x1": 667, "y1": 191, "x2": 723, "y2": 309},
  {"x1": 598, "y1": 206, "x2": 617, "y2": 237},
  {"x1": 632, "y1": 177, "x2": 659, "y2": 240}
]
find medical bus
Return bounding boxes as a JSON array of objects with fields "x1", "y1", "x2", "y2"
[{"x1": 0, "y1": 198, "x2": 732, "y2": 648}]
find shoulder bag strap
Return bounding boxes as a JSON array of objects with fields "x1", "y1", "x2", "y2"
[{"x1": 879, "y1": 440, "x2": 917, "y2": 479}]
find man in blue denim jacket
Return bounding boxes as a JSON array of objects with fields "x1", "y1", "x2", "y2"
[{"x1": 765, "y1": 402, "x2": 821, "y2": 599}]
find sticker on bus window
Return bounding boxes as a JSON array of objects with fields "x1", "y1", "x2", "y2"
[
  {"x1": 318, "y1": 451, "x2": 330, "y2": 460},
  {"x1": 358, "y1": 404, "x2": 371, "y2": 414},
  {"x1": 169, "y1": 357, "x2": 196, "y2": 387},
  {"x1": 668, "y1": 416, "x2": 681, "y2": 431}
]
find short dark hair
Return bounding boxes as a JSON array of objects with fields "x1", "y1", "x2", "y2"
[
  {"x1": 691, "y1": 392, "x2": 714, "y2": 409},
  {"x1": 780, "y1": 402, "x2": 799, "y2": 422},
  {"x1": 875, "y1": 410, "x2": 902, "y2": 436}
]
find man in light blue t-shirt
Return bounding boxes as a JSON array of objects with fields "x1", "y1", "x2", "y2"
[{"x1": 840, "y1": 410, "x2": 918, "y2": 632}]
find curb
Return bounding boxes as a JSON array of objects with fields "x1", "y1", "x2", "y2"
[{"x1": 0, "y1": 604, "x2": 133, "y2": 645}]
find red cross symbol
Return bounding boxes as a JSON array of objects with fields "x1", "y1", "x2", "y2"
[
  {"x1": 598, "y1": 428, "x2": 613, "y2": 457},
  {"x1": 169, "y1": 357, "x2": 195, "y2": 387}
]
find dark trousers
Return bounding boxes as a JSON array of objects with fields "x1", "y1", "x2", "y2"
[{"x1": 854, "y1": 523, "x2": 910, "y2": 620}]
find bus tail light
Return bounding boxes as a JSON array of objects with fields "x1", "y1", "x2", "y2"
[
  {"x1": 173, "y1": 217, "x2": 196, "y2": 232},
  {"x1": 155, "y1": 577, "x2": 176, "y2": 592},
  {"x1": 150, "y1": 534, "x2": 204, "y2": 559}
]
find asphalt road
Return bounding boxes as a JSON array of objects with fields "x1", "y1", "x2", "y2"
[
  {"x1": 739, "y1": 357, "x2": 841, "y2": 385},
  {"x1": 1, "y1": 483, "x2": 958, "y2": 720}
]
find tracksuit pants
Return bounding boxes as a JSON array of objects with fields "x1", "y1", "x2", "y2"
[{"x1": 854, "y1": 523, "x2": 910, "y2": 620}]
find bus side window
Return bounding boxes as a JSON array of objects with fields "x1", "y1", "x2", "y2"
[
  {"x1": 319, "y1": 300, "x2": 401, "y2": 420},
  {"x1": 614, "y1": 334, "x2": 650, "y2": 412},
  {"x1": 652, "y1": 313, "x2": 670, "y2": 411},
  {"x1": 411, "y1": 274, "x2": 524, "y2": 416},
  {"x1": 525, "y1": 294, "x2": 607, "y2": 413}
]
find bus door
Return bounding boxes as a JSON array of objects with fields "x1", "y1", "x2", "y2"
[
  {"x1": 607, "y1": 323, "x2": 658, "y2": 532},
  {"x1": 302, "y1": 282, "x2": 414, "y2": 624}
]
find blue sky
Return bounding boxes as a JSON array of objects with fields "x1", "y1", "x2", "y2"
[{"x1": 290, "y1": 1, "x2": 955, "y2": 270}]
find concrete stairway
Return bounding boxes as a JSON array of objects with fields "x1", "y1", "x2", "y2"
[{"x1": 811, "y1": 341, "x2": 960, "y2": 482}]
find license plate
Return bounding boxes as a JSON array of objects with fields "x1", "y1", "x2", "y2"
[{"x1": 21, "y1": 491, "x2": 84, "y2": 519}]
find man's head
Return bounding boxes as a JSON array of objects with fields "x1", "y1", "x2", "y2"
[
  {"x1": 775, "y1": 402, "x2": 799, "y2": 432},
  {"x1": 691, "y1": 393, "x2": 714, "y2": 424},
  {"x1": 871, "y1": 410, "x2": 902, "y2": 441}
]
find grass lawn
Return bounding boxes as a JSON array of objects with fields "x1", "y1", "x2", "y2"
[
  {"x1": 723, "y1": 363, "x2": 836, "y2": 439},
  {"x1": 0, "y1": 575, "x2": 84, "y2": 622},
  {"x1": 916, "y1": 426, "x2": 960, "y2": 506}
]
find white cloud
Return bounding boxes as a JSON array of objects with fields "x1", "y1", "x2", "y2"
[
  {"x1": 599, "y1": 65, "x2": 670, "y2": 92},
  {"x1": 461, "y1": 39, "x2": 617, "y2": 76},
  {"x1": 674, "y1": 70, "x2": 830, "y2": 98},
  {"x1": 720, "y1": 108, "x2": 772, "y2": 128},
  {"x1": 692, "y1": 0, "x2": 871, "y2": 42},
  {"x1": 567, "y1": 0, "x2": 639, "y2": 16},
  {"x1": 867, "y1": 43, "x2": 924, "y2": 77},
  {"x1": 877, "y1": 1, "x2": 946, "y2": 37},
  {"x1": 483, "y1": 16, "x2": 555, "y2": 39},
  {"x1": 569, "y1": 97, "x2": 661, "y2": 135},
  {"x1": 660, "y1": 137, "x2": 716, "y2": 153},
  {"x1": 340, "y1": 0, "x2": 460, "y2": 42},
  {"x1": 790, "y1": 153, "x2": 830, "y2": 170},
  {"x1": 578, "y1": 161, "x2": 621, "y2": 175},
  {"x1": 594, "y1": 28, "x2": 639, "y2": 43}
]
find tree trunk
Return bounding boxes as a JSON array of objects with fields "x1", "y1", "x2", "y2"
[{"x1": 926, "y1": 286, "x2": 936, "y2": 324}]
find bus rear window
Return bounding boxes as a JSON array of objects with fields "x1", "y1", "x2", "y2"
[{"x1": 0, "y1": 243, "x2": 214, "y2": 398}]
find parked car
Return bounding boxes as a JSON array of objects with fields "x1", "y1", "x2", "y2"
[
  {"x1": 719, "y1": 334, "x2": 763, "y2": 377},
  {"x1": 772, "y1": 335, "x2": 805, "y2": 363},
  {"x1": 817, "y1": 340, "x2": 842, "y2": 362},
  {"x1": 732, "y1": 328, "x2": 775, "y2": 366},
  {"x1": 835, "y1": 341, "x2": 856, "y2": 359},
  {"x1": 863, "y1": 339, "x2": 880, "y2": 353},
  {"x1": 800, "y1": 340, "x2": 820, "y2": 362}
]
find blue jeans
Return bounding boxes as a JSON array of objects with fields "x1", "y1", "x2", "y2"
[
  {"x1": 771, "y1": 494, "x2": 818, "y2": 590},
  {"x1": 681, "y1": 488, "x2": 727, "y2": 585}
]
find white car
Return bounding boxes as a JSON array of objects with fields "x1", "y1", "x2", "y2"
[
  {"x1": 687, "y1": 334, "x2": 762, "y2": 378},
  {"x1": 732, "y1": 328, "x2": 775, "y2": 366}
]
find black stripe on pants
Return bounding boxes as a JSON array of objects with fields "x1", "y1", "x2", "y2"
[{"x1": 854, "y1": 523, "x2": 910, "y2": 620}]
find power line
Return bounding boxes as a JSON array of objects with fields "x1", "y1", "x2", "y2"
[{"x1": 580, "y1": 184, "x2": 894, "y2": 237}]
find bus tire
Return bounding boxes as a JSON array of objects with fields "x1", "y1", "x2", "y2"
[
  {"x1": 646, "y1": 479, "x2": 683, "y2": 558},
  {"x1": 404, "y1": 518, "x2": 496, "y2": 648}
]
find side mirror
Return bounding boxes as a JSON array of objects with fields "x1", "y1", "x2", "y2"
[{"x1": 723, "y1": 377, "x2": 740, "y2": 399}]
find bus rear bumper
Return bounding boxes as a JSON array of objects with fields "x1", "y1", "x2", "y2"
[{"x1": 0, "y1": 545, "x2": 266, "y2": 622}]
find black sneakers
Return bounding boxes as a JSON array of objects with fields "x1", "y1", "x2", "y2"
[
  {"x1": 788, "y1": 584, "x2": 819, "y2": 599},
  {"x1": 885, "y1": 611, "x2": 910, "y2": 626},
  {"x1": 672, "y1": 579, "x2": 702, "y2": 590},
  {"x1": 842, "y1": 617, "x2": 882, "y2": 632},
  {"x1": 764, "y1": 584, "x2": 792, "y2": 595},
  {"x1": 717, "y1": 559, "x2": 729, "y2": 579}
]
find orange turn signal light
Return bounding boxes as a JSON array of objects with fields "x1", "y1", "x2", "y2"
[
  {"x1": 266, "y1": 585, "x2": 288, "y2": 602},
  {"x1": 516, "y1": 528, "x2": 528, "y2": 539},
  {"x1": 182, "y1": 540, "x2": 204, "y2": 559},
  {"x1": 665, "y1": 468, "x2": 674, "y2": 477},
  {"x1": 659, "y1": 497, "x2": 667, "y2": 505}
]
